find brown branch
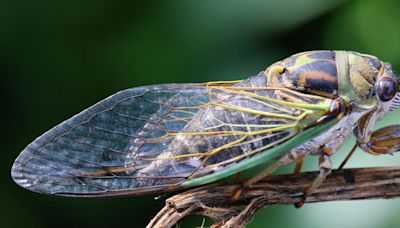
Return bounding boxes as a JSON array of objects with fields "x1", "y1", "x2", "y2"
[{"x1": 146, "y1": 167, "x2": 400, "y2": 228}]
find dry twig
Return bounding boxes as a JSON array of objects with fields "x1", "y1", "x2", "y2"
[{"x1": 146, "y1": 167, "x2": 400, "y2": 228}]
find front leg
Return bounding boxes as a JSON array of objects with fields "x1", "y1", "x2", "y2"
[
  {"x1": 359, "y1": 125, "x2": 400, "y2": 155},
  {"x1": 339, "y1": 125, "x2": 400, "y2": 169}
]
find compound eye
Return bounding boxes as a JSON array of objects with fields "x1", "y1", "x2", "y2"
[{"x1": 377, "y1": 77, "x2": 398, "y2": 101}]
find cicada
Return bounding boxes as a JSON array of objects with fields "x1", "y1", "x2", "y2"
[{"x1": 12, "y1": 50, "x2": 400, "y2": 201}]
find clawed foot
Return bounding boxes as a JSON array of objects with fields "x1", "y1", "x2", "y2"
[{"x1": 294, "y1": 195, "x2": 306, "y2": 208}]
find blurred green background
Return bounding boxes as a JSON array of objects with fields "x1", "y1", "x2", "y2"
[{"x1": 2, "y1": 0, "x2": 400, "y2": 227}]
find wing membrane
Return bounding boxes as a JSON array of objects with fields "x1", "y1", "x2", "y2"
[{"x1": 12, "y1": 75, "x2": 333, "y2": 196}]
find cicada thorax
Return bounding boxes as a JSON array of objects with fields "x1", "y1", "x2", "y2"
[{"x1": 265, "y1": 50, "x2": 339, "y2": 98}]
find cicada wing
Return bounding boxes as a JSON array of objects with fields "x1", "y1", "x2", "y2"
[
  {"x1": 12, "y1": 83, "x2": 213, "y2": 196},
  {"x1": 12, "y1": 75, "x2": 334, "y2": 197}
]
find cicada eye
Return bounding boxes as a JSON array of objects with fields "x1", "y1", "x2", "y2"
[{"x1": 377, "y1": 77, "x2": 399, "y2": 102}]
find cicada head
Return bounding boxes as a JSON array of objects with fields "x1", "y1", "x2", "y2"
[
  {"x1": 347, "y1": 51, "x2": 400, "y2": 143},
  {"x1": 347, "y1": 51, "x2": 400, "y2": 115}
]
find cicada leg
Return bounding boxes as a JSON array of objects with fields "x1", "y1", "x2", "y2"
[
  {"x1": 232, "y1": 172, "x2": 244, "y2": 200},
  {"x1": 296, "y1": 125, "x2": 400, "y2": 207},
  {"x1": 294, "y1": 153, "x2": 332, "y2": 208},
  {"x1": 359, "y1": 125, "x2": 400, "y2": 155},
  {"x1": 294, "y1": 94, "x2": 355, "y2": 206},
  {"x1": 245, "y1": 149, "x2": 307, "y2": 186},
  {"x1": 338, "y1": 143, "x2": 358, "y2": 170},
  {"x1": 234, "y1": 150, "x2": 306, "y2": 200},
  {"x1": 294, "y1": 134, "x2": 346, "y2": 208},
  {"x1": 294, "y1": 155, "x2": 305, "y2": 174},
  {"x1": 243, "y1": 132, "x2": 345, "y2": 206}
]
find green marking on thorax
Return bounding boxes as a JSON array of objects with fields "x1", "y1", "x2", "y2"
[
  {"x1": 295, "y1": 53, "x2": 315, "y2": 66},
  {"x1": 286, "y1": 52, "x2": 316, "y2": 73}
]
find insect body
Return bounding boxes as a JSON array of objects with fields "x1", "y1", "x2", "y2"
[{"x1": 12, "y1": 50, "x2": 400, "y2": 198}]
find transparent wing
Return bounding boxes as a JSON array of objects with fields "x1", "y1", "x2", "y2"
[{"x1": 12, "y1": 75, "x2": 333, "y2": 196}]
